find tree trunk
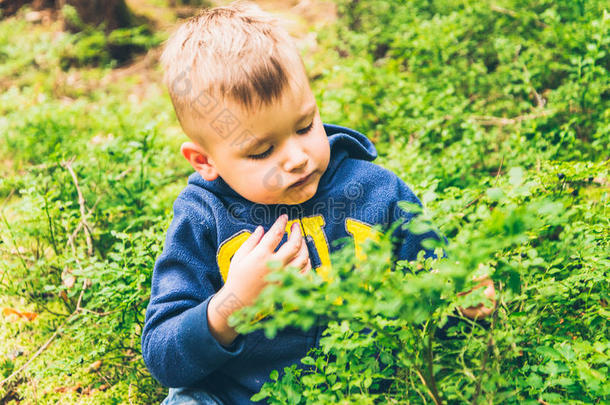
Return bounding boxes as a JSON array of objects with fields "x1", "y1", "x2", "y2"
[
  {"x1": 0, "y1": 0, "x2": 31, "y2": 16},
  {"x1": 59, "y1": 0, "x2": 131, "y2": 32},
  {"x1": 1, "y1": 0, "x2": 132, "y2": 32}
]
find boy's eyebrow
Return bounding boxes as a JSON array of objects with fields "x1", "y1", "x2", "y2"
[{"x1": 245, "y1": 103, "x2": 317, "y2": 152}]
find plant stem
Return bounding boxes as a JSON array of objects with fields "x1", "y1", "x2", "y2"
[
  {"x1": 471, "y1": 308, "x2": 498, "y2": 404},
  {"x1": 426, "y1": 327, "x2": 443, "y2": 405}
]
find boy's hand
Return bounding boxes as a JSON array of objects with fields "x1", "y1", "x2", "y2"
[
  {"x1": 225, "y1": 213, "x2": 311, "y2": 306},
  {"x1": 208, "y1": 214, "x2": 311, "y2": 346},
  {"x1": 457, "y1": 276, "x2": 496, "y2": 320}
]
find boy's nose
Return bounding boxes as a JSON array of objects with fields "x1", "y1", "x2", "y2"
[{"x1": 282, "y1": 144, "x2": 308, "y2": 173}]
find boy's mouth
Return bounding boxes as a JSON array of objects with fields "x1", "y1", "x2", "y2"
[{"x1": 289, "y1": 172, "x2": 314, "y2": 188}]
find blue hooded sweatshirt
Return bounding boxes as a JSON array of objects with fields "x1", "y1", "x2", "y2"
[{"x1": 141, "y1": 123, "x2": 435, "y2": 404}]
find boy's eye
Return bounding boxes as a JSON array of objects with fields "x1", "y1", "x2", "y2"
[
  {"x1": 247, "y1": 120, "x2": 313, "y2": 160},
  {"x1": 248, "y1": 145, "x2": 274, "y2": 160},
  {"x1": 296, "y1": 121, "x2": 314, "y2": 135}
]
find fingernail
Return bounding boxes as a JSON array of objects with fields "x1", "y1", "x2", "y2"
[
  {"x1": 254, "y1": 225, "x2": 262, "y2": 235},
  {"x1": 275, "y1": 214, "x2": 287, "y2": 227}
]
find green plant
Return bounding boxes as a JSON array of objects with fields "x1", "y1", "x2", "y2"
[
  {"x1": 225, "y1": 0, "x2": 610, "y2": 403},
  {"x1": 0, "y1": 0, "x2": 607, "y2": 403},
  {"x1": 59, "y1": 4, "x2": 165, "y2": 69}
]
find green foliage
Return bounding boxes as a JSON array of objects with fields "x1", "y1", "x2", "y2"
[
  {"x1": 0, "y1": 9, "x2": 186, "y2": 401},
  {"x1": 234, "y1": 166, "x2": 609, "y2": 404},
  {"x1": 0, "y1": 118, "x2": 186, "y2": 401},
  {"x1": 0, "y1": 0, "x2": 608, "y2": 403},
  {"x1": 229, "y1": 0, "x2": 609, "y2": 403},
  {"x1": 59, "y1": 4, "x2": 165, "y2": 68},
  {"x1": 314, "y1": 0, "x2": 608, "y2": 184}
]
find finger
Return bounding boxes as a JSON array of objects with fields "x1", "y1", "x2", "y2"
[
  {"x1": 300, "y1": 258, "x2": 312, "y2": 274},
  {"x1": 287, "y1": 235, "x2": 310, "y2": 270},
  {"x1": 460, "y1": 303, "x2": 494, "y2": 320},
  {"x1": 274, "y1": 222, "x2": 303, "y2": 264},
  {"x1": 256, "y1": 214, "x2": 288, "y2": 253},
  {"x1": 232, "y1": 226, "x2": 264, "y2": 261},
  {"x1": 484, "y1": 282, "x2": 496, "y2": 302},
  {"x1": 473, "y1": 278, "x2": 496, "y2": 304},
  {"x1": 458, "y1": 305, "x2": 480, "y2": 319},
  {"x1": 458, "y1": 277, "x2": 493, "y2": 297}
]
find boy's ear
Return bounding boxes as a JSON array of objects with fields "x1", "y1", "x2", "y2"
[{"x1": 181, "y1": 142, "x2": 219, "y2": 181}]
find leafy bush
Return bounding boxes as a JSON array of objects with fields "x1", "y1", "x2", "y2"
[
  {"x1": 228, "y1": 0, "x2": 609, "y2": 403},
  {"x1": 59, "y1": 4, "x2": 164, "y2": 68},
  {"x1": 0, "y1": 13, "x2": 185, "y2": 400},
  {"x1": 0, "y1": 0, "x2": 607, "y2": 403},
  {"x1": 235, "y1": 161, "x2": 608, "y2": 404}
]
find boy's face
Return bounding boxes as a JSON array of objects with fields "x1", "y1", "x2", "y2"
[{"x1": 183, "y1": 73, "x2": 330, "y2": 205}]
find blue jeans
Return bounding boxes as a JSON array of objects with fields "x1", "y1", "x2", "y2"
[{"x1": 160, "y1": 387, "x2": 224, "y2": 405}]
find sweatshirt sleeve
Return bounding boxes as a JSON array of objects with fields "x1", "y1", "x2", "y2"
[
  {"x1": 141, "y1": 191, "x2": 246, "y2": 388},
  {"x1": 388, "y1": 176, "x2": 443, "y2": 262}
]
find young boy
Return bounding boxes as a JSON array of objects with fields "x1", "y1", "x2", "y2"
[{"x1": 142, "y1": 2, "x2": 494, "y2": 404}]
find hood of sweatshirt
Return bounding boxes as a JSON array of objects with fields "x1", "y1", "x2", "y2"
[{"x1": 187, "y1": 123, "x2": 378, "y2": 201}]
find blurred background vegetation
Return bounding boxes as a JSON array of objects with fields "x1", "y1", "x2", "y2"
[{"x1": 0, "y1": 0, "x2": 608, "y2": 403}]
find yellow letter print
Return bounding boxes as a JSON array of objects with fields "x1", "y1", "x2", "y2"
[
  {"x1": 217, "y1": 217, "x2": 382, "y2": 283},
  {"x1": 345, "y1": 218, "x2": 383, "y2": 260},
  {"x1": 216, "y1": 217, "x2": 382, "y2": 314}
]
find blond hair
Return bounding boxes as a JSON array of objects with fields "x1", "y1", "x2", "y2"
[{"x1": 160, "y1": 1, "x2": 306, "y2": 142}]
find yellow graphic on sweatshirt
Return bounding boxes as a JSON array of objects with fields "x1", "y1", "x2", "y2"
[
  {"x1": 345, "y1": 218, "x2": 382, "y2": 261},
  {"x1": 217, "y1": 230, "x2": 251, "y2": 283},
  {"x1": 216, "y1": 215, "x2": 336, "y2": 283},
  {"x1": 215, "y1": 216, "x2": 380, "y2": 315}
]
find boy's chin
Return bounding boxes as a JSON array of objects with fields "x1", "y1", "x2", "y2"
[
  {"x1": 282, "y1": 194, "x2": 314, "y2": 205},
  {"x1": 284, "y1": 182, "x2": 319, "y2": 205},
  {"x1": 252, "y1": 186, "x2": 318, "y2": 205}
]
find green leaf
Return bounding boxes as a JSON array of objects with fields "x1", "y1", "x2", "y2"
[{"x1": 508, "y1": 167, "x2": 525, "y2": 187}]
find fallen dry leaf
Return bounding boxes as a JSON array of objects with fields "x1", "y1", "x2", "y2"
[
  {"x1": 59, "y1": 290, "x2": 69, "y2": 304},
  {"x1": 54, "y1": 383, "x2": 82, "y2": 393},
  {"x1": 88, "y1": 360, "x2": 102, "y2": 373},
  {"x1": 2, "y1": 308, "x2": 38, "y2": 321}
]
